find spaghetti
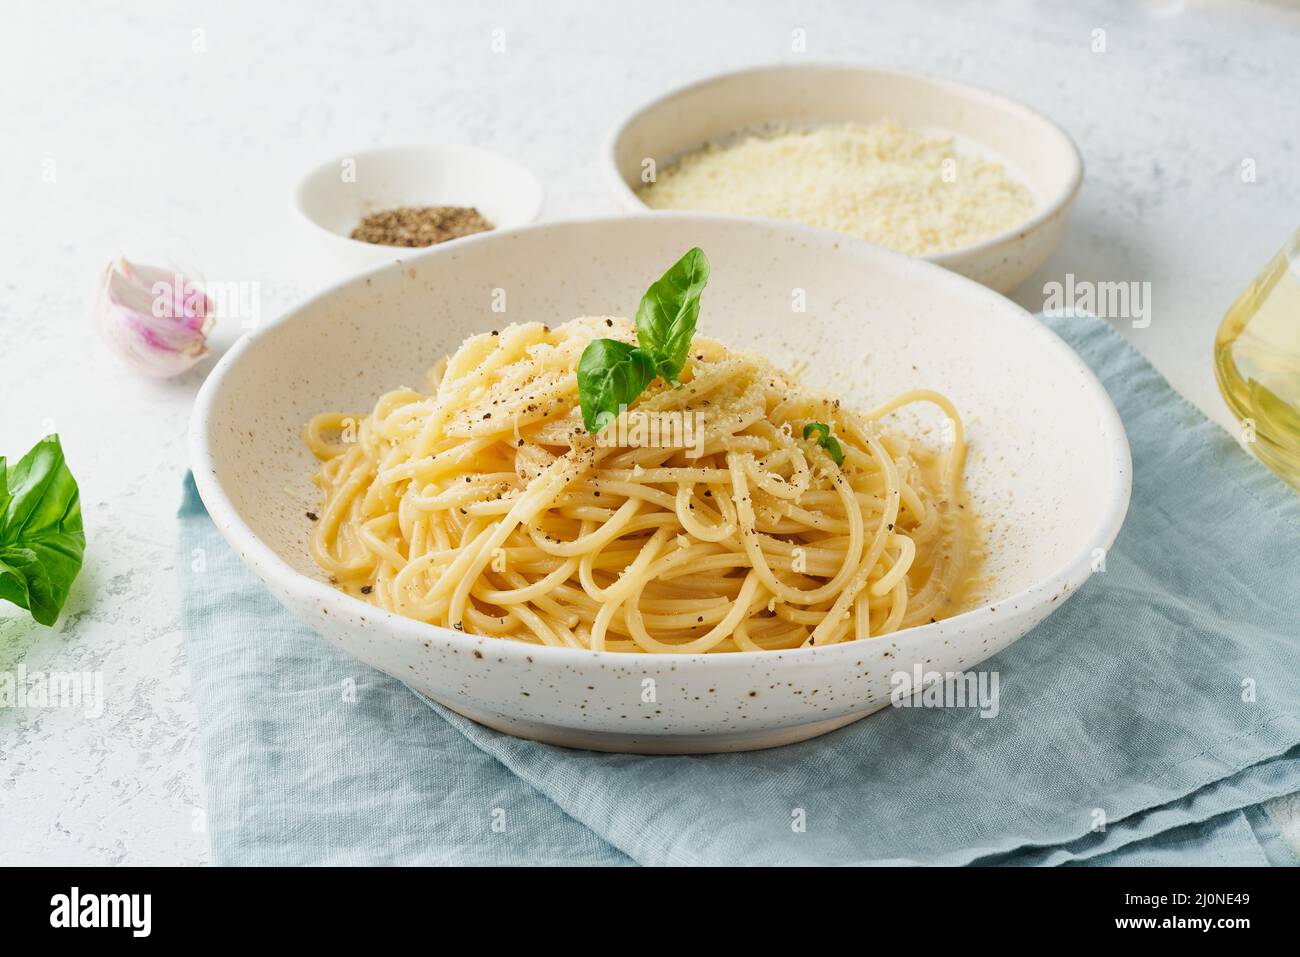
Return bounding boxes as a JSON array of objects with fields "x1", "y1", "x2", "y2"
[{"x1": 305, "y1": 316, "x2": 979, "y2": 653}]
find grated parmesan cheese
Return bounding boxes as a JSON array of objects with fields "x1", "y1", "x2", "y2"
[{"x1": 638, "y1": 119, "x2": 1035, "y2": 256}]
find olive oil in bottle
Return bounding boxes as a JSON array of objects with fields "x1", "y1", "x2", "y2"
[{"x1": 1214, "y1": 228, "x2": 1300, "y2": 490}]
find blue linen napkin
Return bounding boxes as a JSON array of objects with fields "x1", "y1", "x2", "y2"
[
  {"x1": 178, "y1": 312, "x2": 1300, "y2": 866},
  {"x1": 178, "y1": 502, "x2": 626, "y2": 864}
]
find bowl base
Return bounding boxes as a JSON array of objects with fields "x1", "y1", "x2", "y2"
[{"x1": 437, "y1": 699, "x2": 887, "y2": 754}]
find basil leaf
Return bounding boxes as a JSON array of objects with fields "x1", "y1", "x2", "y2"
[
  {"x1": 802, "y1": 422, "x2": 830, "y2": 443},
  {"x1": 821, "y1": 435, "x2": 845, "y2": 467},
  {"x1": 575, "y1": 249, "x2": 712, "y2": 433},
  {"x1": 634, "y1": 247, "x2": 710, "y2": 385},
  {"x1": 577, "y1": 339, "x2": 656, "y2": 433},
  {"x1": 802, "y1": 422, "x2": 844, "y2": 467},
  {"x1": 0, "y1": 435, "x2": 86, "y2": 626}
]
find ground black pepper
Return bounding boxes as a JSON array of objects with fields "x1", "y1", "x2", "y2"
[{"x1": 351, "y1": 206, "x2": 493, "y2": 247}]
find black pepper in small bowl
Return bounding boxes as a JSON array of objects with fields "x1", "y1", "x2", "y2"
[{"x1": 351, "y1": 206, "x2": 493, "y2": 247}]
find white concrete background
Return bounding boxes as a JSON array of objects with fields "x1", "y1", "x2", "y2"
[{"x1": 1, "y1": 0, "x2": 1297, "y2": 865}]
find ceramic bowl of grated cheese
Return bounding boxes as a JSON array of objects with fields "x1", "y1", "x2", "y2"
[{"x1": 603, "y1": 64, "x2": 1083, "y2": 293}]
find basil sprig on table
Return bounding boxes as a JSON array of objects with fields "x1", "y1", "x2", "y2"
[
  {"x1": 0, "y1": 435, "x2": 86, "y2": 626},
  {"x1": 577, "y1": 247, "x2": 711, "y2": 432},
  {"x1": 803, "y1": 422, "x2": 845, "y2": 466}
]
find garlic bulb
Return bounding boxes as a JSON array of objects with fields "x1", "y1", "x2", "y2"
[{"x1": 95, "y1": 258, "x2": 215, "y2": 378}]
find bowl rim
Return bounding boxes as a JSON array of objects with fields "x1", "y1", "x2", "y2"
[
  {"x1": 600, "y1": 61, "x2": 1085, "y2": 266},
  {"x1": 291, "y1": 142, "x2": 545, "y2": 253},
  {"x1": 189, "y1": 210, "x2": 1131, "y2": 669}
]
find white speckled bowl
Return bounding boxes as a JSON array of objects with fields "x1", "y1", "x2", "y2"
[
  {"x1": 189, "y1": 213, "x2": 1129, "y2": 753},
  {"x1": 603, "y1": 64, "x2": 1084, "y2": 293}
]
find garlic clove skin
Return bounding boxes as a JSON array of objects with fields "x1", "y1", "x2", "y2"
[{"x1": 95, "y1": 258, "x2": 216, "y2": 378}]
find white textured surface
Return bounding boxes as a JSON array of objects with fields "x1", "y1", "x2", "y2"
[{"x1": 1, "y1": 0, "x2": 1296, "y2": 865}]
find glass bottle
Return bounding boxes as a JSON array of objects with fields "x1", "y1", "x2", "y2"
[{"x1": 1213, "y1": 228, "x2": 1300, "y2": 490}]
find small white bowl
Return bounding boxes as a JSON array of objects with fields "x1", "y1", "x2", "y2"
[
  {"x1": 603, "y1": 64, "x2": 1083, "y2": 293},
  {"x1": 190, "y1": 213, "x2": 1130, "y2": 754},
  {"x1": 293, "y1": 144, "x2": 544, "y2": 270}
]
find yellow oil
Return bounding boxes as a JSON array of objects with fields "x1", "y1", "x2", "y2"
[{"x1": 1213, "y1": 229, "x2": 1300, "y2": 490}]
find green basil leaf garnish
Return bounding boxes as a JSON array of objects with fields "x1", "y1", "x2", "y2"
[
  {"x1": 577, "y1": 339, "x2": 657, "y2": 433},
  {"x1": 634, "y1": 247, "x2": 710, "y2": 386},
  {"x1": 576, "y1": 248, "x2": 713, "y2": 433},
  {"x1": 0, "y1": 435, "x2": 86, "y2": 626},
  {"x1": 802, "y1": 422, "x2": 844, "y2": 467}
]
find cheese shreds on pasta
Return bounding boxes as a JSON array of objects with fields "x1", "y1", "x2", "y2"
[{"x1": 638, "y1": 120, "x2": 1035, "y2": 256}]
